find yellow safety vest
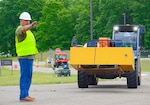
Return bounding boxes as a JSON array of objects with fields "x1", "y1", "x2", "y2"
[{"x1": 15, "y1": 26, "x2": 38, "y2": 56}]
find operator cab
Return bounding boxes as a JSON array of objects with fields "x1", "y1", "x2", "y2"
[
  {"x1": 112, "y1": 25, "x2": 144, "y2": 50},
  {"x1": 112, "y1": 25, "x2": 146, "y2": 58}
]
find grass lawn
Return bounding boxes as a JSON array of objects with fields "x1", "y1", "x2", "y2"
[
  {"x1": 0, "y1": 69, "x2": 77, "y2": 86},
  {"x1": 0, "y1": 60, "x2": 149, "y2": 86},
  {"x1": 141, "y1": 60, "x2": 150, "y2": 72}
]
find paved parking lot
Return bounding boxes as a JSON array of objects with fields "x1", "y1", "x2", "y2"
[
  {"x1": 0, "y1": 75, "x2": 150, "y2": 105},
  {"x1": 0, "y1": 61, "x2": 149, "y2": 105}
]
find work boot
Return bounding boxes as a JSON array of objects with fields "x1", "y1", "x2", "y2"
[{"x1": 20, "y1": 96, "x2": 35, "y2": 102}]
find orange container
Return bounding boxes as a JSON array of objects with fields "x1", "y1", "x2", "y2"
[{"x1": 99, "y1": 38, "x2": 110, "y2": 47}]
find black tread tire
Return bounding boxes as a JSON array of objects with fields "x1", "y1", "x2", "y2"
[
  {"x1": 57, "y1": 73, "x2": 62, "y2": 77},
  {"x1": 138, "y1": 75, "x2": 141, "y2": 86},
  {"x1": 127, "y1": 70, "x2": 138, "y2": 88},
  {"x1": 78, "y1": 71, "x2": 88, "y2": 88},
  {"x1": 68, "y1": 71, "x2": 71, "y2": 76},
  {"x1": 88, "y1": 75, "x2": 98, "y2": 85},
  {"x1": 138, "y1": 67, "x2": 141, "y2": 86},
  {"x1": 127, "y1": 60, "x2": 139, "y2": 88},
  {"x1": 127, "y1": 69, "x2": 138, "y2": 88}
]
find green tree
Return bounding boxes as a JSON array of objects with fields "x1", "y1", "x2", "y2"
[
  {"x1": 0, "y1": 0, "x2": 150, "y2": 55},
  {"x1": 0, "y1": 0, "x2": 44, "y2": 56},
  {"x1": 130, "y1": 0, "x2": 150, "y2": 49},
  {"x1": 93, "y1": 0, "x2": 133, "y2": 39},
  {"x1": 70, "y1": 0, "x2": 90, "y2": 45},
  {"x1": 36, "y1": 0, "x2": 74, "y2": 51}
]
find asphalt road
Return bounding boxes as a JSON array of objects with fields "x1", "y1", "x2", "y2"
[
  {"x1": 0, "y1": 73, "x2": 150, "y2": 105},
  {"x1": 0, "y1": 61, "x2": 150, "y2": 105}
]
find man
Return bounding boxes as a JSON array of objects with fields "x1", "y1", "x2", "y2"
[
  {"x1": 124, "y1": 32, "x2": 132, "y2": 47},
  {"x1": 15, "y1": 12, "x2": 38, "y2": 102}
]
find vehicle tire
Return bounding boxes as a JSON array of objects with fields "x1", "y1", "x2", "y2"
[
  {"x1": 138, "y1": 75, "x2": 141, "y2": 86},
  {"x1": 64, "y1": 72, "x2": 67, "y2": 76},
  {"x1": 57, "y1": 73, "x2": 62, "y2": 77},
  {"x1": 57, "y1": 70, "x2": 62, "y2": 77},
  {"x1": 88, "y1": 74, "x2": 98, "y2": 85},
  {"x1": 127, "y1": 70, "x2": 138, "y2": 88},
  {"x1": 127, "y1": 59, "x2": 139, "y2": 88},
  {"x1": 68, "y1": 71, "x2": 71, "y2": 76},
  {"x1": 78, "y1": 71, "x2": 88, "y2": 88},
  {"x1": 137, "y1": 65, "x2": 141, "y2": 86}
]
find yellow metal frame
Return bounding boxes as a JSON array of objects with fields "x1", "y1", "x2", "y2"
[{"x1": 70, "y1": 47, "x2": 134, "y2": 71}]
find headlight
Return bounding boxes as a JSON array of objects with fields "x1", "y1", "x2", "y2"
[
  {"x1": 113, "y1": 26, "x2": 119, "y2": 31},
  {"x1": 133, "y1": 26, "x2": 138, "y2": 31}
]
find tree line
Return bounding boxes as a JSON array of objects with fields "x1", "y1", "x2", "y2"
[{"x1": 0, "y1": 0, "x2": 150, "y2": 56}]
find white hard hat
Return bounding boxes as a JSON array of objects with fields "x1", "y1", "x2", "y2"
[{"x1": 19, "y1": 12, "x2": 32, "y2": 20}]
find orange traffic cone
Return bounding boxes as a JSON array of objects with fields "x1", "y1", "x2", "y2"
[
  {"x1": 36, "y1": 62, "x2": 38, "y2": 68},
  {"x1": 14, "y1": 64, "x2": 18, "y2": 69}
]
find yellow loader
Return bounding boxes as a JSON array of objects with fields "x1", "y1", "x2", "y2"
[{"x1": 70, "y1": 25, "x2": 146, "y2": 88}]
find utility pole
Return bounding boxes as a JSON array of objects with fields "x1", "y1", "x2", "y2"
[
  {"x1": 90, "y1": 0, "x2": 93, "y2": 40},
  {"x1": 122, "y1": 13, "x2": 126, "y2": 25}
]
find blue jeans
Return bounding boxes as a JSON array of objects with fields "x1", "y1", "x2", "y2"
[{"x1": 19, "y1": 58, "x2": 34, "y2": 100}]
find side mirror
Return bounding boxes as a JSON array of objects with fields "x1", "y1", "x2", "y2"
[{"x1": 140, "y1": 26, "x2": 146, "y2": 35}]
